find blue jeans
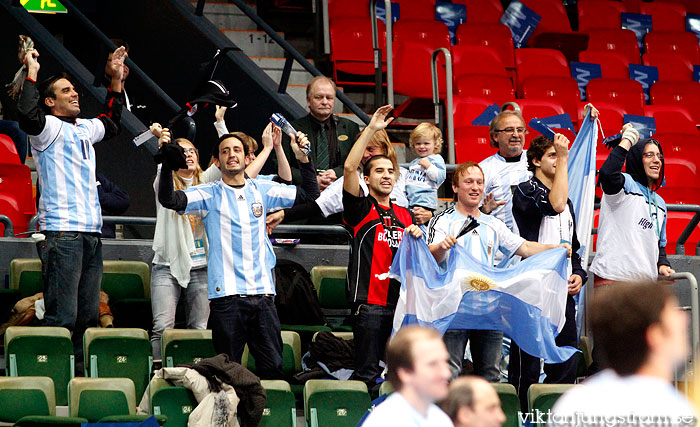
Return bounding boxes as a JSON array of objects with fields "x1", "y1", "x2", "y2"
[
  {"x1": 208, "y1": 295, "x2": 283, "y2": 379},
  {"x1": 150, "y1": 264, "x2": 210, "y2": 361},
  {"x1": 443, "y1": 329, "x2": 503, "y2": 381},
  {"x1": 350, "y1": 304, "x2": 395, "y2": 387},
  {"x1": 36, "y1": 231, "x2": 102, "y2": 374}
]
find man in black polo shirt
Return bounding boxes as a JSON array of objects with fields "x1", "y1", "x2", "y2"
[
  {"x1": 509, "y1": 134, "x2": 587, "y2": 411},
  {"x1": 342, "y1": 105, "x2": 422, "y2": 389}
]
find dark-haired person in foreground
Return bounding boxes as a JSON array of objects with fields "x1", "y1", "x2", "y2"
[
  {"x1": 17, "y1": 46, "x2": 127, "y2": 373},
  {"x1": 508, "y1": 133, "x2": 588, "y2": 411},
  {"x1": 343, "y1": 105, "x2": 423, "y2": 389},
  {"x1": 157, "y1": 131, "x2": 319, "y2": 379},
  {"x1": 551, "y1": 282, "x2": 696, "y2": 422},
  {"x1": 363, "y1": 326, "x2": 452, "y2": 426}
]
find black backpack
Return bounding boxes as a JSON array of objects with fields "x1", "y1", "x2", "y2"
[{"x1": 274, "y1": 259, "x2": 326, "y2": 326}]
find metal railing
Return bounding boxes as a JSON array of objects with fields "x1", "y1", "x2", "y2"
[
  {"x1": 0, "y1": 215, "x2": 14, "y2": 237},
  {"x1": 431, "y1": 48, "x2": 455, "y2": 164},
  {"x1": 667, "y1": 272, "x2": 698, "y2": 395},
  {"x1": 194, "y1": 0, "x2": 370, "y2": 125},
  {"x1": 370, "y1": 0, "x2": 394, "y2": 107}
]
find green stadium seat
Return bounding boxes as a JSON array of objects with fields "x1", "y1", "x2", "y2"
[
  {"x1": 304, "y1": 380, "x2": 371, "y2": 427},
  {"x1": 68, "y1": 377, "x2": 135, "y2": 422},
  {"x1": 310, "y1": 266, "x2": 349, "y2": 310},
  {"x1": 9, "y1": 258, "x2": 43, "y2": 297},
  {"x1": 4, "y1": 326, "x2": 74, "y2": 405},
  {"x1": 378, "y1": 381, "x2": 394, "y2": 396},
  {"x1": 150, "y1": 378, "x2": 198, "y2": 427},
  {"x1": 0, "y1": 376, "x2": 89, "y2": 426},
  {"x1": 260, "y1": 380, "x2": 297, "y2": 427},
  {"x1": 528, "y1": 383, "x2": 575, "y2": 414},
  {"x1": 242, "y1": 330, "x2": 302, "y2": 377},
  {"x1": 101, "y1": 260, "x2": 151, "y2": 328},
  {"x1": 14, "y1": 416, "x2": 89, "y2": 426},
  {"x1": 162, "y1": 329, "x2": 216, "y2": 368},
  {"x1": 83, "y1": 327, "x2": 152, "y2": 399},
  {"x1": 491, "y1": 382, "x2": 521, "y2": 427}
]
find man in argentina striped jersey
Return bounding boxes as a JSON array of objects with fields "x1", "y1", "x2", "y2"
[
  {"x1": 17, "y1": 46, "x2": 127, "y2": 372},
  {"x1": 158, "y1": 130, "x2": 319, "y2": 379}
]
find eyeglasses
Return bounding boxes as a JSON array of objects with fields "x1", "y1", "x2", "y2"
[
  {"x1": 495, "y1": 127, "x2": 527, "y2": 135},
  {"x1": 183, "y1": 148, "x2": 197, "y2": 155},
  {"x1": 642, "y1": 152, "x2": 663, "y2": 161}
]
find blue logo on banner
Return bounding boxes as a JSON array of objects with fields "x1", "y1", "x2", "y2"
[
  {"x1": 539, "y1": 114, "x2": 575, "y2": 133},
  {"x1": 687, "y1": 14, "x2": 700, "y2": 43},
  {"x1": 436, "y1": 1, "x2": 466, "y2": 45},
  {"x1": 376, "y1": 1, "x2": 400, "y2": 23},
  {"x1": 500, "y1": 1, "x2": 541, "y2": 48},
  {"x1": 629, "y1": 63, "x2": 658, "y2": 103},
  {"x1": 694, "y1": 65, "x2": 700, "y2": 83},
  {"x1": 570, "y1": 62, "x2": 602, "y2": 101},
  {"x1": 621, "y1": 12, "x2": 652, "y2": 52},
  {"x1": 623, "y1": 114, "x2": 656, "y2": 139},
  {"x1": 472, "y1": 104, "x2": 501, "y2": 126}
]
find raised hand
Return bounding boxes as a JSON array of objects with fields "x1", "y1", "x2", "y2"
[
  {"x1": 215, "y1": 105, "x2": 227, "y2": 123},
  {"x1": 108, "y1": 46, "x2": 128, "y2": 82},
  {"x1": 261, "y1": 122, "x2": 274, "y2": 149},
  {"x1": 482, "y1": 192, "x2": 506, "y2": 214},
  {"x1": 158, "y1": 128, "x2": 172, "y2": 148},
  {"x1": 368, "y1": 105, "x2": 394, "y2": 131}
]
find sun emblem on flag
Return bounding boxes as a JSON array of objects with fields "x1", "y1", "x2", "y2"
[{"x1": 461, "y1": 273, "x2": 497, "y2": 293}]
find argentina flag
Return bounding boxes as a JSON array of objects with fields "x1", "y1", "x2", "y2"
[
  {"x1": 567, "y1": 108, "x2": 599, "y2": 331},
  {"x1": 388, "y1": 236, "x2": 578, "y2": 364}
]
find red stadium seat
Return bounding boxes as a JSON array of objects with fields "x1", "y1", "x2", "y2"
[
  {"x1": 644, "y1": 106, "x2": 699, "y2": 135},
  {"x1": 585, "y1": 29, "x2": 640, "y2": 64},
  {"x1": 650, "y1": 81, "x2": 700, "y2": 125},
  {"x1": 639, "y1": 2, "x2": 687, "y2": 32},
  {"x1": 452, "y1": 0, "x2": 504, "y2": 24},
  {"x1": 655, "y1": 0, "x2": 700, "y2": 14},
  {"x1": 452, "y1": 45, "x2": 507, "y2": 77},
  {"x1": 642, "y1": 52, "x2": 693, "y2": 82},
  {"x1": 454, "y1": 125, "x2": 495, "y2": 163},
  {"x1": 578, "y1": 1, "x2": 625, "y2": 31},
  {"x1": 520, "y1": 76, "x2": 582, "y2": 125},
  {"x1": 516, "y1": 98, "x2": 566, "y2": 122},
  {"x1": 393, "y1": 0, "x2": 437, "y2": 21},
  {"x1": 644, "y1": 31, "x2": 700, "y2": 65},
  {"x1": 515, "y1": 48, "x2": 570, "y2": 89},
  {"x1": 0, "y1": 163, "x2": 35, "y2": 236},
  {"x1": 328, "y1": 0, "x2": 370, "y2": 19},
  {"x1": 665, "y1": 212, "x2": 700, "y2": 255},
  {"x1": 456, "y1": 23, "x2": 515, "y2": 68},
  {"x1": 577, "y1": 101, "x2": 627, "y2": 137},
  {"x1": 330, "y1": 17, "x2": 386, "y2": 79},
  {"x1": 393, "y1": 40, "x2": 447, "y2": 98},
  {"x1": 0, "y1": 134, "x2": 20, "y2": 165},
  {"x1": 578, "y1": 50, "x2": 630, "y2": 79},
  {"x1": 520, "y1": 0, "x2": 573, "y2": 42},
  {"x1": 455, "y1": 75, "x2": 515, "y2": 104},
  {"x1": 586, "y1": 78, "x2": 646, "y2": 116},
  {"x1": 452, "y1": 97, "x2": 494, "y2": 126},
  {"x1": 393, "y1": 19, "x2": 451, "y2": 46}
]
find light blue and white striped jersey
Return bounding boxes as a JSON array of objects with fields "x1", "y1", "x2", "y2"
[
  {"x1": 479, "y1": 151, "x2": 532, "y2": 232},
  {"x1": 182, "y1": 178, "x2": 297, "y2": 298},
  {"x1": 426, "y1": 206, "x2": 525, "y2": 266},
  {"x1": 30, "y1": 115, "x2": 106, "y2": 232},
  {"x1": 405, "y1": 154, "x2": 446, "y2": 210}
]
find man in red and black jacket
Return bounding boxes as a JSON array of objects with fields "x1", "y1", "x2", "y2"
[{"x1": 342, "y1": 105, "x2": 423, "y2": 389}]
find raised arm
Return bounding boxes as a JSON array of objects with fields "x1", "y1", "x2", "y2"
[
  {"x1": 343, "y1": 105, "x2": 394, "y2": 196},
  {"x1": 273, "y1": 124, "x2": 293, "y2": 183},
  {"x1": 515, "y1": 241, "x2": 571, "y2": 259},
  {"x1": 291, "y1": 132, "x2": 320, "y2": 204},
  {"x1": 549, "y1": 133, "x2": 570, "y2": 213},
  {"x1": 16, "y1": 48, "x2": 44, "y2": 135},
  {"x1": 246, "y1": 122, "x2": 275, "y2": 179},
  {"x1": 599, "y1": 124, "x2": 639, "y2": 195}
]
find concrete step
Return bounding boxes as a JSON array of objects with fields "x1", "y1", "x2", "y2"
[
  {"x1": 249, "y1": 56, "x2": 315, "y2": 86},
  {"x1": 192, "y1": 1, "x2": 257, "y2": 30},
  {"x1": 222, "y1": 29, "x2": 285, "y2": 57}
]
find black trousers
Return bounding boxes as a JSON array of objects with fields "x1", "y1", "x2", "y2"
[{"x1": 508, "y1": 295, "x2": 579, "y2": 412}]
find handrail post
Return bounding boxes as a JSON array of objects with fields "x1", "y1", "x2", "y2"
[
  {"x1": 668, "y1": 272, "x2": 698, "y2": 396},
  {"x1": 322, "y1": 0, "x2": 330, "y2": 55},
  {"x1": 0, "y1": 215, "x2": 14, "y2": 237},
  {"x1": 676, "y1": 212, "x2": 700, "y2": 255},
  {"x1": 431, "y1": 48, "x2": 454, "y2": 164},
  {"x1": 384, "y1": 0, "x2": 394, "y2": 107},
  {"x1": 370, "y1": 0, "x2": 384, "y2": 110}
]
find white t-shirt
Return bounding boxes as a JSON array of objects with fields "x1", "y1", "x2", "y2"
[
  {"x1": 426, "y1": 206, "x2": 525, "y2": 267},
  {"x1": 363, "y1": 392, "x2": 453, "y2": 427},
  {"x1": 550, "y1": 370, "x2": 697, "y2": 427},
  {"x1": 590, "y1": 173, "x2": 668, "y2": 282},
  {"x1": 479, "y1": 151, "x2": 532, "y2": 232},
  {"x1": 316, "y1": 167, "x2": 409, "y2": 217}
]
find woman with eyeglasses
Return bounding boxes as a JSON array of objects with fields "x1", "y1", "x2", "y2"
[
  {"x1": 590, "y1": 124, "x2": 674, "y2": 288},
  {"x1": 148, "y1": 123, "x2": 221, "y2": 364}
]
